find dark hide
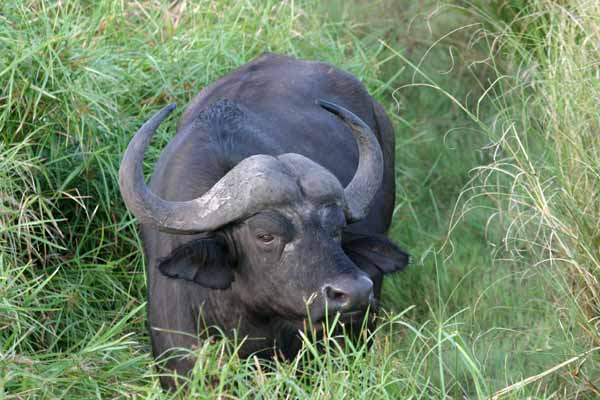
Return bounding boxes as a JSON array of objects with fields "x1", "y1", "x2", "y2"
[{"x1": 134, "y1": 53, "x2": 408, "y2": 388}]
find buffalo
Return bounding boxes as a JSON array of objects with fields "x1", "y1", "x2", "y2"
[{"x1": 119, "y1": 52, "x2": 408, "y2": 388}]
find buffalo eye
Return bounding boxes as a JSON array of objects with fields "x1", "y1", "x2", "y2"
[
  {"x1": 246, "y1": 212, "x2": 293, "y2": 247},
  {"x1": 257, "y1": 233, "x2": 275, "y2": 244}
]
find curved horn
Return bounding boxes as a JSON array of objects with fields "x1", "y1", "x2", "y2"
[
  {"x1": 317, "y1": 99, "x2": 383, "y2": 223},
  {"x1": 119, "y1": 104, "x2": 298, "y2": 234}
]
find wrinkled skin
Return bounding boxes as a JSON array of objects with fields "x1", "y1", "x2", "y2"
[{"x1": 132, "y1": 53, "x2": 408, "y2": 388}]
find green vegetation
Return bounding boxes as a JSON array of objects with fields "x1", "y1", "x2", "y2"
[{"x1": 1, "y1": 0, "x2": 598, "y2": 398}]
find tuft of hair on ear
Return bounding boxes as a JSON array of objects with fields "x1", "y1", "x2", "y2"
[
  {"x1": 158, "y1": 236, "x2": 234, "y2": 289},
  {"x1": 342, "y1": 231, "x2": 410, "y2": 274}
]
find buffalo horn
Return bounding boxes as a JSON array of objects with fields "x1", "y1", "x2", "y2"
[
  {"x1": 119, "y1": 104, "x2": 297, "y2": 233},
  {"x1": 317, "y1": 99, "x2": 383, "y2": 223}
]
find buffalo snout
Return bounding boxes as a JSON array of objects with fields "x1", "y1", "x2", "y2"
[{"x1": 321, "y1": 275, "x2": 374, "y2": 315}]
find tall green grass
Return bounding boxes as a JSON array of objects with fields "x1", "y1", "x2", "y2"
[
  {"x1": 1, "y1": 0, "x2": 598, "y2": 398},
  {"x1": 444, "y1": 0, "x2": 600, "y2": 396}
]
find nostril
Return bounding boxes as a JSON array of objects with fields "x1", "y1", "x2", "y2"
[
  {"x1": 321, "y1": 276, "x2": 374, "y2": 314},
  {"x1": 324, "y1": 285, "x2": 349, "y2": 306},
  {"x1": 332, "y1": 291, "x2": 345, "y2": 301}
]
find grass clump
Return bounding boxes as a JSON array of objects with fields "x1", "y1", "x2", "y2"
[{"x1": 439, "y1": 0, "x2": 600, "y2": 396}]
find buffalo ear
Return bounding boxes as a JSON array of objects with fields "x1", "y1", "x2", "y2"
[
  {"x1": 158, "y1": 236, "x2": 234, "y2": 289},
  {"x1": 342, "y1": 232, "x2": 409, "y2": 274}
]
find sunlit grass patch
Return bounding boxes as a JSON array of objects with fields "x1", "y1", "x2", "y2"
[{"x1": 429, "y1": 0, "x2": 600, "y2": 396}]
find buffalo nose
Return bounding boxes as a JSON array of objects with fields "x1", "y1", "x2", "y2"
[{"x1": 321, "y1": 276, "x2": 374, "y2": 313}]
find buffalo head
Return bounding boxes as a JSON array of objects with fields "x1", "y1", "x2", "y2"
[{"x1": 119, "y1": 99, "x2": 398, "y2": 334}]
